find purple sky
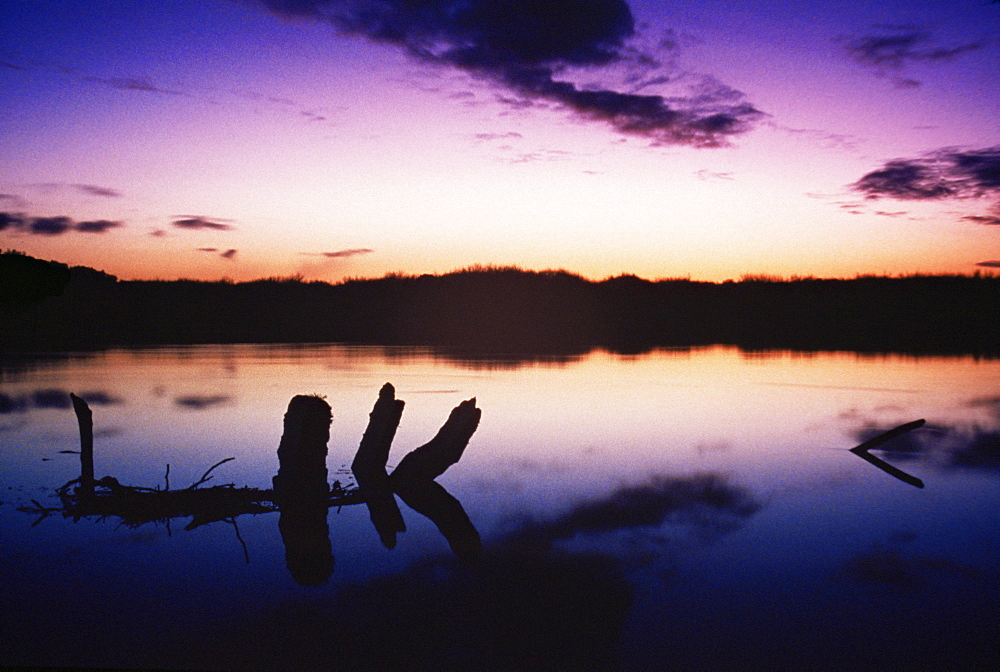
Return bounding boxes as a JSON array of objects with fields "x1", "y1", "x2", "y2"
[{"x1": 1, "y1": 0, "x2": 998, "y2": 281}]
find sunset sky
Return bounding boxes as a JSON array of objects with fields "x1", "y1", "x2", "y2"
[{"x1": 1, "y1": 0, "x2": 998, "y2": 282}]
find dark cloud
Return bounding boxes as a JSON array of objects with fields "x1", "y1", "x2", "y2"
[
  {"x1": 75, "y1": 219, "x2": 123, "y2": 233},
  {"x1": 172, "y1": 216, "x2": 234, "y2": 231},
  {"x1": 853, "y1": 160, "x2": 954, "y2": 199},
  {"x1": 842, "y1": 28, "x2": 982, "y2": 87},
  {"x1": 30, "y1": 216, "x2": 72, "y2": 235},
  {"x1": 851, "y1": 146, "x2": 1000, "y2": 223},
  {"x1": 249, "y1": 0, "x2": 764, "y2": 147},
  {"x1": 73, "y1": 184, "x2": 122, "y2": 198},
  {"x1": 0, "y1": 212, "x2": 124, "y2": 235},
  {"x1": 0, "y1": 212, "x2": 26, "y2": 231},
  {"x1": 220, "y1": 248, "x2": 238, "y2": 260},
  {"x1": 976, "y1": 260, "x2": 1000, "y2": 268},
  {"x1": 845, "y1": 31, "x2": 982, "y2": 69},
  {"x1": 965, "y1": 215, "x2": 1000, "y2": 225}
]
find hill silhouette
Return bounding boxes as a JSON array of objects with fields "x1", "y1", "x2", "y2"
[{"x1": 2, "y1": 252, "x2": 997, "y2": 356}]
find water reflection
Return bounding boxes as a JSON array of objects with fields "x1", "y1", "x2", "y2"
[
  {"x1": 4, "y1": 346, "x2": 1000, "y2": 669},
  {"x1": 0, "y1": 388, "x2": 123, "y2": 414}
]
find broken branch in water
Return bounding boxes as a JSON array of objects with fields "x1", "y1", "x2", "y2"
[{"x1": 849, "y1": 419, "x2": 926, "y2": 488}]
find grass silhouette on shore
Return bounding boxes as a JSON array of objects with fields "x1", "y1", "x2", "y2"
[{"x1": 3, "y1": 251, "x2": 997, "y2": 356}]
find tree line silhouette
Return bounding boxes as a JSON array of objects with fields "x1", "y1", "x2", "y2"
[{"x1": 2, "y1": 251, "x2": 997, "y2": 356}]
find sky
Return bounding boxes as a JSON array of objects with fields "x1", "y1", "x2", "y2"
[{"x1": 1, "y1": 0, "x2": 998, "y2": 282}]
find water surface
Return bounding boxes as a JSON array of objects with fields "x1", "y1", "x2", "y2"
[{"x1": 2, "y1": 345, "x2": 998, "y2": 669}]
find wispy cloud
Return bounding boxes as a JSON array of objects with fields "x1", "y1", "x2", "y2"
[
  {"x1": 73, "y1": 183, "x2": 123, "y2": 198},
  {"x1": 976, "y1": 260, "x2": 1000, "y2": 268},
  {"x1": 26, "y1": 182, "x2": 123, "y2": 198},
  {"x1": 304, "y1": 248, "x2": 374, "y2": 258},
  {"x1": 841, "y1": 26, "x2": 983, "y2": 88},
  {"x1": 80, "y1": 74, "x2": 185, "y2": 96},
  {"x1": 172, "y1": 216, "x2": 235, "y2": 231},
  {"x1": 472, "y1": 131, "x2": 524, "y2": 142},
  {"x1": 248, "y1": 0, "x2": 764, "y2": 147},
  {"x1": 197, "y1": 247, "x2": 239, "y2": 260},
  {"x1": 694, "y1": 169, "x2": 734, "y2": 182}
]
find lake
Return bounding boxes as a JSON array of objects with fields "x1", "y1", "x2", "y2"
[{"x1": 2, "y1": 344, "x2": 999, "y2": 670}]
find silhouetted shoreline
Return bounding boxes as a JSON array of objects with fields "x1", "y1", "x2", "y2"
[{"x1": 2, "y1": 252, "x2": 997, "y2": 356}]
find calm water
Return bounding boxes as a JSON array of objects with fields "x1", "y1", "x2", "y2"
[{"x1": 2, "y1": 344, "x2": 999, "y2": 670}]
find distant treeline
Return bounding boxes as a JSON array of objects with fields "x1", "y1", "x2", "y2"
[{"x1": 2, "y1": 252, "x2": 998, "y2": 356}]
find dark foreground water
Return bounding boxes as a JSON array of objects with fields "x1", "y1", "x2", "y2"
[{"x1": 2, "y1": 345, "x2": 998, "y2": 670}]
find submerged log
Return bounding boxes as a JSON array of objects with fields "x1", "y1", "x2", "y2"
[
  {"x1": 272, "y1": 395, "x2": 336, "y2": 584},
  {"x1": 351, "y1": 383, "x2": 407, "y2": 548},
  {"x1": 352, "y1": 383, "x2": 405, "y2": 480},
  {"x1": 351, "y1": 384, "x2": 482, "y2": 552},
  {"x1": 273, "y1": 395, "x2": 332, "y2": 499},
  {"x1": 389, "y1": 398, "x2": 481, "y2": 486}
]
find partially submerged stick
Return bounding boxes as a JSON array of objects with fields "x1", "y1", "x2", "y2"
[
  {"x1": 69, "y1": 393, "x2": 94, "y2": 497},
  {"x1": 849, "y1": 419, "x2": 926, "y2": 488}
]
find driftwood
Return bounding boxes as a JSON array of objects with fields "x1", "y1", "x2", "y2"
[{"x1": 21, "y1": 385, "x2": 482, "y2": 568}]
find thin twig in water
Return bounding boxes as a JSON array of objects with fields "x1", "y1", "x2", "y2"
[{"x1": 187, "y1": 457, "x2": 235, "y2": 489}]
